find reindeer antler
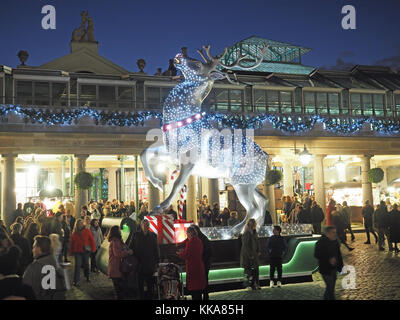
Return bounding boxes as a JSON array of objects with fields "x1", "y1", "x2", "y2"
[{"x1": 218, "y1": 45, "x2": 268, "y2": 70}]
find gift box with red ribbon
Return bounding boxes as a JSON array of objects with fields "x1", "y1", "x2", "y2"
[{"x1": 144, "y1": 214, "x2": 175, "y2": 244}]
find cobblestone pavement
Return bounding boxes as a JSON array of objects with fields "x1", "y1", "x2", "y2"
[{"x1": 66, "y1": 233, "x2": 400, "y2": 300}]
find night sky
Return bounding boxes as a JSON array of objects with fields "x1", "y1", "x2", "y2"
[{"x1": 1, "y1": 0, "x2": 400, "y2": 74}]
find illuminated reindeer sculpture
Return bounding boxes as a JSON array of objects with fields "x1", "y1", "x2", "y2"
[{"x1": 141, "y1": 45, "x2": 269, "y2": 234}]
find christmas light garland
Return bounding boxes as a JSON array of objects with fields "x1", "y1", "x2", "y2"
[{"x1": 1, "y1": 104, "x2": 400, "y2": 134}]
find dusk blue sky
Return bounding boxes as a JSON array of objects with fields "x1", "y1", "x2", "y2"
[{"x1": 1, "y1": 0, "x2": 399, "y2": 73}]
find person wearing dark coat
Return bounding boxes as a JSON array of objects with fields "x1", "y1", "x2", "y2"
[
  {"x1": 61, "y1": 216, "x2": 71, "y2": 263},
  {"x1": 240, "y1": 219, "x2": 260, "y2": 290},
  {"x1": 314, "y1": 226, "x2": 344, "y2": 300},
  {"x1": 266, "y1": 225, "x2": 287, "y2": 287},
  {"x1": 9, "y1": 223, "x2": 32, "y2": 275},
  {"x1": 130, "y1": 219, "x2": 159, "y2": 300},
  {"x1": 389, "y1": 204, "x2": 400, "y2": 253},
  {"x1": 374, "y1": 201, "x2": 393, "y2": 251},
  {"x1": 332, "y1": 206, "x2": 354, "y2": 251},
  {"x1": 298, "y1": 205, "x2": 311, "y2": 224},
  {"x1": 263, "y1": 209, "x2": 273, "y2": 225},
  {"x1": 0, "y1": 246, "x2": 36, "y2": 300},
  {"x1": 311, "y1": 201, "x2": 325, "y2": 234},
  {"x1": 192, "y1": 225, "x2": 212, "y2": 300},
  {"x1": 177, "y1": 226, "x2": 206, "y2": 300},
  {"x1": 362, "y1": 200, "x2": 378, "y2": 244}
]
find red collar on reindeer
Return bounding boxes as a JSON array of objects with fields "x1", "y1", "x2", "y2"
[{"x1": 162, "y1": 112, "x2": 205, "y2": 132}]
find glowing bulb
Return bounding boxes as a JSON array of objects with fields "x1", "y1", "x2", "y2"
[
  {"x1": 195, "y1": 114, "x2": 201, "y2": 119},
  {"x1": 166, "y1": 125, "x2": 171, "y2": 130},
  {"x1": 178, "y1": 121, "x2": 183, "y2": 127},
  {"x1": 187, "y1": 118, "x2": 192, "y2": 124}
]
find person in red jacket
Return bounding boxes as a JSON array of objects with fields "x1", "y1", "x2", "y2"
[
  {"x1": 177, "y1": 225, "x2": 206, "y2": 300},
  {"x1": 107, "y1": 225, "x2": 132, "y2": 300},
  {"x1": 326, "y1": 199, "x2": 336, "y2": 227},
  {"x1": 70, "y1": 218, "x2": 96, "y2": 286}
]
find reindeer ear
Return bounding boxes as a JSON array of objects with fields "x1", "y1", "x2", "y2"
[{"x1": 209, "y1": 71, "x2": 226, "y2": 81}]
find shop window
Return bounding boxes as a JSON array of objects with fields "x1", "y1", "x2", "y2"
[
  {"x1": 351, "y1": 93, "x2": 362, "y2": 116},
  {"x1": 118, "y1": 86, "x2": 134, "y2": 109},
  {"x1": 362, "y1": 94, "x2": 373, "y2": 116},
  {"x1": 280, "y1": 91, "x2": 292, "y2": 114},
  {"x1": 80, "y1": 84, "x2": 97, "y2": 107},
  {"x1": 0, "y1": 78, "x2": 3, "y2": 103},
  {"x1": 266, "y1": 90, "x2": 279, "y2": 113},
  {"x1": 99, "y1": 85, "x2": 116, "y2": 108},
  {"x1": 146, "y1": 86, "x2": 161, "y2": 109},
  {"x1": 395, "y1": 94, "x2": 400, "y2": 116},
  {"x1": 373, "y1": 94, "x2": 385, "y2": 117},
  {"x1": 316, "y1": 92, "x2": 328, "y2": 115},
  {"x1": 215, "y1": 88, "x2": 229, "y2": 111},
  {"x1": 254, "y1": 89, "x2": 266, "y2": 113},
  {"x1": 304, "y1": 92, "x2": 315, "y2": 114},
  {"x1": 16, "y1": 80, "x2": 33, "y2": 105},
  {"x1": 52, "y1": 82, "x2": 67, "y2": 107},
  {"x1": 328, "y1": 93, "x2": 339, "y2": 115},
  {"x1": 230, "y1": 89, "x2": 243, "y2": 112}
]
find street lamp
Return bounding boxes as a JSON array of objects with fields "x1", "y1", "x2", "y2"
[
  {"x1": 27, "y1": 156, "x2": 39, "y2": 175},
  {"x1": 299, "y1": 145, "x2": 312, "y2": 166}
]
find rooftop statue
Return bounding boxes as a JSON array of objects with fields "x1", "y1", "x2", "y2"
[{"x1": 71, "y1": 11, "x2": 96, "y2": 43}]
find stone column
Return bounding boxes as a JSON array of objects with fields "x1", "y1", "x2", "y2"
[
  {"x1": 119, "y1": 156, "x2": 127, "y2": 202},
  {"x1": 282, "y1": 159, "x2": 294, "y2": 197},
  {"x1": 208, "y1": 178, "x2": 219, "y2": 207},
  {"x1": 69, "y1": 156, "x2": 74, "y2": 198},
  {"x1": 314, "y1": 154, "x2": 327, "y2": 221},
  {"x1": 148, "y1": 182, "x2": 160, "y2": 211},
  {"x1": 361, "y1": 155, "x2": 374, "y2": 206},
  {"x1": 60, "y1": 156, "x2": 68, "y2": 197},
  {"x1": 74, "y1": 154, "x2": 89, "y2": 214},
  {"x1": 263, "y1": 155, "x2": 276, "y2": 224},
  {"x1": 107, "y1": 167, "x2": 118, "y2": 200},
  {"x1": 186, "y1": 175, "x2": 197, "y2": 224},
  {"x1": 1, "y1": 154, "x2": 17, "y2": 228}
]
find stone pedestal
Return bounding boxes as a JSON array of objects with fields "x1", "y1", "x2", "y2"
[{"x1": 1, "y1": 154, "x2": 17, "y2": 228}]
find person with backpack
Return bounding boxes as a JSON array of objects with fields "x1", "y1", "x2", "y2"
[
  {"x1": 266, "y1": 225, "x2": 287, "y2": 288},
  {"x1": 23, "y1": 235, "x2": 66, "y2": 300},
  {"x1": 311, "y1": 201, "x2": 325, "y2": 234}
]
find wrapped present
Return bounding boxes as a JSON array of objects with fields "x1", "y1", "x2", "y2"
[
  {"x1": 173, "y1": 219, "x2": 193, "y2": 243},
  {"x1": 145, "y1": 215, "x2": 175, "y2": 244}
]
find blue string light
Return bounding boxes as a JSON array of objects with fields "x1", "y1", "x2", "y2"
[{"x1": 0, "y1": 104, "x2": 399, "y2": 134}]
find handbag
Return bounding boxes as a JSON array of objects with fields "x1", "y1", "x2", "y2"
[
  {"x1": 120, "y1": 254, "x2": 138, "y2": 274},
  {"x1": 120, "y1": 242, "x2": 138, "y2": 274}
]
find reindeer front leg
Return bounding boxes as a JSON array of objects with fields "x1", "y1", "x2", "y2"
[
  {"x1": 140, "y1": 145, "x2": 167, "y2": 192},
  {"x1": 152, "y1": 161, "x2": 195, "y2": 214}
]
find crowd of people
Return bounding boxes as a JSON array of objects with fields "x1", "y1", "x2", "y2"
[{"x1": 2, "y1": 191, "x2": 400, "y2": 301}]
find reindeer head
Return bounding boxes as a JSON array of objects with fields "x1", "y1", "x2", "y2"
[{"x1": 174, "y1": 44, "x2": 268, "y2": 84}]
